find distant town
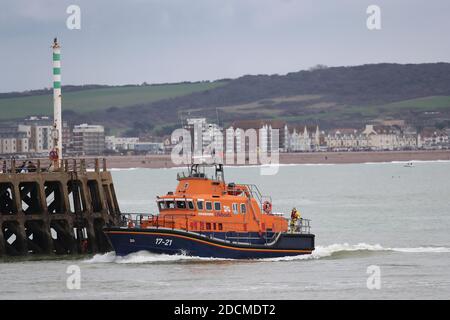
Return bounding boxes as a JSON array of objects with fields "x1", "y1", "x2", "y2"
[{"x1": 0, "y1": 116, "x2": 449, "y2": 158}]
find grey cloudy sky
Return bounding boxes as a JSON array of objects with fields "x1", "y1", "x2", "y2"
[{"x1": 1, "y1": 0, "x2": 449, "y2": 92}]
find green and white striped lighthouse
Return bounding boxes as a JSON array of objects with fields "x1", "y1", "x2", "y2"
[{"x1": 52, "y1": 37, "x2": 62, "y2": 158}]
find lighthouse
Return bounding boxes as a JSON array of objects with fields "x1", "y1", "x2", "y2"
[{"x1": 51, "y1": 38, "x2": 62, "y2": 162}]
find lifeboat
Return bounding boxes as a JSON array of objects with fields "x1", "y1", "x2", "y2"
[{"x1": 104, "y1": 164, "x2": 315, "y2": 259}]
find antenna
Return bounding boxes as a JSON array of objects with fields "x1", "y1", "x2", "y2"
[{"x1": 215, "y1": 108, "x2": 220, "y2": 127}]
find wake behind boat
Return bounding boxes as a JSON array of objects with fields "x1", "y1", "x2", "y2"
[{"x1": 104, "y1": 164, "x2": 315, "y2": 259}]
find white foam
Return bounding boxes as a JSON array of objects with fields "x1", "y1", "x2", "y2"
[
  {"x1": 84, "y1": 250, "x2": 231, "y2": 264},
  {"x1": 83, "y1": 243, "x2": 450, "y2": 264},
  {"x1": 260, "y1": 243, "x2": 450, "y2": 261},
  {"x1": 85, "y1": 251, "x2": 117, "y2": 263}
]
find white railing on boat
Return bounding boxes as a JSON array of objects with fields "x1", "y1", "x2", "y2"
[
  {"x1": 118, "y1": 213, "x2": 312, "y2": 246},
  {"x1": 291, "y1": 218, "x2": 311, "y2": 234}
]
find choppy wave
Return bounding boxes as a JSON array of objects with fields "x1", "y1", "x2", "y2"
[
  {"x1": 84, "y1": 251, "x2": 231, "y2": 264},
  {"x1": 84, "y1": 243, "x2": 450, "y2": 264},
  {"x1": 263, "y1": 243, "x2": 450, "y2": 261}
]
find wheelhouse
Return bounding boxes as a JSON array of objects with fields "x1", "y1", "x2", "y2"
[{"x1": 141, "y1": 164, "x2": 289, "y2": 234}]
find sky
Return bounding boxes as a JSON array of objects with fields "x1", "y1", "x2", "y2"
[{"x1": 1, "y1": 0, "x2": 450, "y2": 92}]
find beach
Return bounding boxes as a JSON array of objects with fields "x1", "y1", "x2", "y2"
[{"x1": 103, "y1": 150, "x2": 450, "y2": 169}]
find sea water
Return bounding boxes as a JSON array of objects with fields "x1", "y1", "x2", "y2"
[{"x1": 1, "y1": 161, "x2": 449, "y2": 299}]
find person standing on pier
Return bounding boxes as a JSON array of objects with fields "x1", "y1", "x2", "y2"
[
  {"x1": 19, "y1": 161, "x2": 28, "y2": 173},
  {"x1": 27, "y1": 161, "x2": 37, "y2": 172}
]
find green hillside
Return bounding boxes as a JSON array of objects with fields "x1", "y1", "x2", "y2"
[
  {"x1": 0, "y1": 81, "x2": 226, "y2": 120},
  {"x1": 2, "y1": 63, "x2": 450, "y2": 134},
  {"x1": 211, "y1": 95, "x2": 450, "y2": 125},
  {"x1": 382, "y1": 96, "x2": 450, "y2": 111}
]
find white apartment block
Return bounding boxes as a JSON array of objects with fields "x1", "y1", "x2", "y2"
[
  {"x1": 73, "y1": 124, "x2": 105, "y2": 155},
  {"x1": 0, "y1": 125, "x2": 30, "y2": 154},
  {"x1": 30, "y1": 125, "x2": 53, "y2": 153},
  {"x1": 105, "y1": 136, "x2": 139, "y2": 151}
]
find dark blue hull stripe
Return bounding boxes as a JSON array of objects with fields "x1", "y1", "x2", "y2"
[{"x1": 104, "y1": 229, "x2": 314, "y2": 259}]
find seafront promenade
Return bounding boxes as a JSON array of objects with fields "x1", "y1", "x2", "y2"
[{"x1": 100, "y1": 150, "x2": 450, "y2": 169}]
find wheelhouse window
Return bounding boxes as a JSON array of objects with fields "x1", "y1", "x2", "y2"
[
  {"x1": 165, "y1": 200, "x2": 175, "y2": 209},
  {"x1": 197, "y1": 200, "x2": 204, "y2": 211},
  {"x1": 187, "y1": 200, "x2": 194, "y2": 210},
  {"x1": 157, "y1": 201, "x2": 165, "y2": 210},
  {"x1": 232, "y1": 203, "x2": 238, "y2": 214},
  {"x1": 176, "y1": 200, "x2": 186, "y2": 209},
  {"x1": 205, "y1": 201, "x2": 212, "y2": 211},
  {"x1": 214, "y1": 202, "x2": 221, "y2": 211},
  {"x1": 240, "y1": 203, "x2": 247, "y2": 214}
]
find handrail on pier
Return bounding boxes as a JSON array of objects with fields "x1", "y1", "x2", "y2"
[{"x1": 0, "y1": 157, "x2": 108, "y2": 174}]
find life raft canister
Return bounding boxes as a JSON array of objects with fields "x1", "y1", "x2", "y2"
[{"x1": 262, "y1": 201, "x2": 272, "y2": 214}]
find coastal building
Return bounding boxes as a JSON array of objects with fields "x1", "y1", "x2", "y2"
[
  {"x1": 19, "y1": 116, "x2": 72, "y2": 154},
  {"x1": 72, "y1": 124, "x2": 105, "y2": 155},
  {"x1": 419, "y1": 128, "x2": 449, "y2": 149},
  {"x1": 323, "y1": 124, "x2": 419, "y2": 151},
  {"x1": 185, "y1": 118, "x2": 223, "y2": 157},
  {"x1": 134, "y1": 142, "x2": 164, "y2": 154},
  {"x1": 30, "y1": 125, "x2": 53, "y2": 153},
  {"x1": 0, "y1": 126, "x2": 30, "y2": 154},
  {"x1": 362, "y1": 124, "x2": 418, "y2": 150},
  {"x1": 325, "y1": 129, "x2": 369, "y2": 151},
  {"x1": 228, "y1": 120, "x2": 286, "y2": 153},
  {"x1": 286, "y1": 125, "x2": 322, "y2": 152},
  {"x1": 62, "y1": 121, "x2": 72, "y2": 152},
  {"x1": 105, "y1": 136, "x2": 140, "y2": 151},
  {"x1": 21, "y1": 116, "x2": 53, "y2": 154}
]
